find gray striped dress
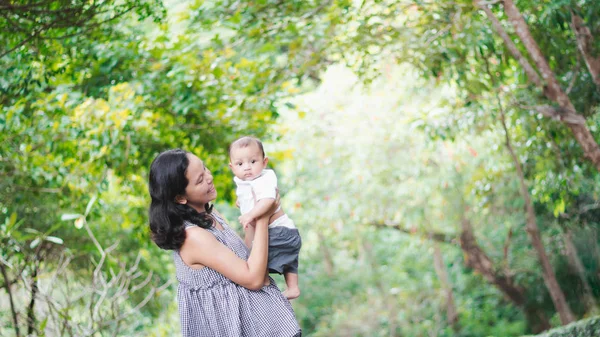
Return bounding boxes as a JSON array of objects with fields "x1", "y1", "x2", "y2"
[{"x1": 174, "y1": 213, "x2": 301, "y2": 337}]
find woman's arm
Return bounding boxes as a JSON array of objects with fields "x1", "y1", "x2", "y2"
[
  {"x1": 179, "y1": 212, "x2": 271, "y2": 290},
  {"x1": 243, "y1": 225, "x2": 255, "y2": 249},
  {"x1": 242, "y1": 188, "x2": 281, "y2": 249}
]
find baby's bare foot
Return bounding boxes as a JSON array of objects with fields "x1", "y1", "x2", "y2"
[{"x1": 283, "y1": 287, "x2": 300, "y2": 300}]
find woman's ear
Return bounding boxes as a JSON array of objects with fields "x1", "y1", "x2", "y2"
[{"x1": 175, "y1": 195, "x2": 187, "y2": 205}]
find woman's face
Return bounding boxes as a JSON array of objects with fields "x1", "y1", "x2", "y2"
[{"x1": 181, "y1": 153, "x2": 217, "y2": 212}]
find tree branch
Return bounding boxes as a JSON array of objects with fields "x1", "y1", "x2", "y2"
[
  {"x1": 371, "y1": 221, "x2": 457, "y2": 244},
  {"x1": 498, "y1": 0, "x2": 600, "y2": 171},
  {"x1": 501, "y1": 0, "x2": 572, "y2": 108},
  {"x1": 0, "y1": 0, "x2": 58, "y2": 12},
  {"x1": 474, "y1": 1, "x2": 543, "y2": 87},
  {"x1": 27, "y1": 263, "x2": 39, "y2": 336},
  {"x1": 566, "y1": 53, "x2": 580, "y2": 95},
  {"x1": 570, "y1": 11, "x2": 600, "y2": 89},
  {"x1": 0, "y1": 29, "x2": 40, "y2": 59},
  {"x1": 42, "y1": 5, "x2": 135, "y2": 41},
  {"x1": 495, "y1": 78, "x2": 576, "y2": 326},
  {"x1": 532, "y1": 105, "x2": 586, "y2": 124},
  {"x1": 481, "y1": 51, "x2": 574, "y2": 325},
  {"x1": 0, "y1": 3, "x2": 138, "y2": 59},
  {"x1": 0, "y1": 262, "x2": 21, "y2": 337}
]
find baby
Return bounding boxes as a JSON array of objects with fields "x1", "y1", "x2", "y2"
[{"x1": 228, "y1": 136, "x2": 302, "y2": 299}]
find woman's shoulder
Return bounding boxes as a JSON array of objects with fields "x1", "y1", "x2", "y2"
[
  {"x1": 180, "y1": 225, "x2": 223, "y2": 256},
  {"x1": 183, "y1": 225, "x2": 215, "y2": 243},
  {"x1": 178, "y1": 226, "x2": 220, "y2": 270},
  {"x1": 184, "y1": 211, "x2": 228, "y2": 238}
]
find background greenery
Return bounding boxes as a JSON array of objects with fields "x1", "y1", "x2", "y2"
[{"x1": 2, "y1": 0, "x2": 600, "y2": 336}]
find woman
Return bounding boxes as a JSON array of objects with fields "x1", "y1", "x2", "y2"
[{"x1": 148, "y1": 149, "x2": 301, "y2": 337}]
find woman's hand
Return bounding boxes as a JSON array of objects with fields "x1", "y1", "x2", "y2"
[
  {"x1": 272, "y1": 188, "x2": 281, "y2": 213},
  {"x1": 239, "y1": 213, "x2": 255, "y2": 229}
]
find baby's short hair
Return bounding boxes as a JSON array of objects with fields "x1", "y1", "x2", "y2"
[{"x1": 228, "y1": 136, "x2": 265, "y2": 158}]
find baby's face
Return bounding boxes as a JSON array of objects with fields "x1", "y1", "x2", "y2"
[{"x1": 229, "y1": 142, "x2": 267, "y2": 181}]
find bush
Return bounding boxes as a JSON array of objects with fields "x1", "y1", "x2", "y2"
[{"x1": 523, "y1": 317, "x2": 600, "y2": 337}]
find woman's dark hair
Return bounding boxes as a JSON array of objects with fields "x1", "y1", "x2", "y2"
[{"x1": 148, "y1": 149, "x2": 213, "y2": 250}]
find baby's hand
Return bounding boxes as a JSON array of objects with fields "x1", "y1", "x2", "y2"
[
  {"x1": 239, "y1": 214, "x2": 255, "y2": 229},
  {"x1": 244, "y1": 220, "x2": 257, "y2": 229}
]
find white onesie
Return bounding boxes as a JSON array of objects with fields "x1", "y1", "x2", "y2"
[{"x1": 234, "y1": 169, "x2": 295, "y2": 229}]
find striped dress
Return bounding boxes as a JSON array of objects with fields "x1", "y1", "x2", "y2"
[{"x1": 174, "y1": 213, "x2": 301, "y2": 337}]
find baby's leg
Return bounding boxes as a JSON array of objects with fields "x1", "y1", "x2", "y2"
[{"x1": 282, "y1": 272, "x2": 300, "y2": 300}]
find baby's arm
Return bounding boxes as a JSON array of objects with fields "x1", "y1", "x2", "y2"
[
  {"x1": 239, "y1": 198, "x2": 275, "y2": 228},
  {"x1": 239, "y1": 170, "x2": 279, "y2": 228}
]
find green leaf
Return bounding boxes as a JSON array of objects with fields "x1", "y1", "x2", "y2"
[
  {"x1": 39, "y1": 317, "x2": 48, "y2": 331},
  {"x1": 5, "y1": 213, "x2": 25, "y2": 233},
  {"x1": 0, "y1": 255, "x2": 14, "y2": 269},
  {"x1": 9, "y1": 212, "x2": 17, "y2": 227},
  {"x1": 61, "y1": 213, "x2": 82, "y2": 221},
  {"x1": 44, "y1": 222, "x2": 64, "y2": 236},
  {"x1": 553, "y1": 199, "x2": 565, "y2": 217},
  {"x1": 85, "y1": 195, "x2": 98, "y2": 216},
  {"x1": 24, "y1": 228, "x2": 41, "y2": 234},
  {"x1": 45, "y1": 236, "x2": 64, "y2": 245},
  {"x1": 30, "y1": 238, "x2": 41, "y2": 249}
]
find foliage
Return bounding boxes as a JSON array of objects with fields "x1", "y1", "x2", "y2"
[
  {"x1": 524, "y1": 316, "x2": 600, "y2": 337},
  {"x1": 0, "y1": 0, "x2": 284, "y2": 335},
  {"x1": 271, "y1": 63, "x2": 600, "y2": 335},
  {"x1": 0, "y1": 0, "x2": 164, "y2": 57},
  {"x1": 2, "y1": 0, "x2": 600, "y2": 335},
  {"x1": 0, "y1": 210, "x2": 172, "y2": 336}
]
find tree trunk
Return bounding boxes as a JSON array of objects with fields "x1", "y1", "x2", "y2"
[
  {"x1": 477, "y1": 0, "x2": 600, "y2": 171},
  {"x1": 459, "y1": 215, "x2": 551, "y2": 332},
  {"x1": 563, "y1": 229, "x2": 599, "y2": 312},
  {"x1": 499, "y1": 108, "x2": 576, "y2": 324},
  {"x1": 432, "y1": 243, "x2": 459, "y2": 330},
  {"x1": 318, "y1": 232, "x2": 334, "y2": 277}
]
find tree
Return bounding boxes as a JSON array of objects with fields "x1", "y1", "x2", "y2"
[
  {"x1": 192, "y1": 0, "x2": 600, "y2": 328},
  {"x1": 0, "y1": 0, "x2": 164, "y2": 58},
  {"x1": 1, "y1": 1, "x2": 284, "y2": 334},
  {"x1": 274, "y1": 64, "x2": 560, "y2": 335},
  {"x1": 476, "y1": 0, "x2": 600, "y2": 172}
]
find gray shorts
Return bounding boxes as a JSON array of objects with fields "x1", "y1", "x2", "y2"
[{"x1": 267, "y1": 225, "x2": 302, "y2": 274}]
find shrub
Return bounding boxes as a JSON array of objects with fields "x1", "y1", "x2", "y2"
[{"x1": 524, "y1": 317, "x2": 600, "y2": 337}]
